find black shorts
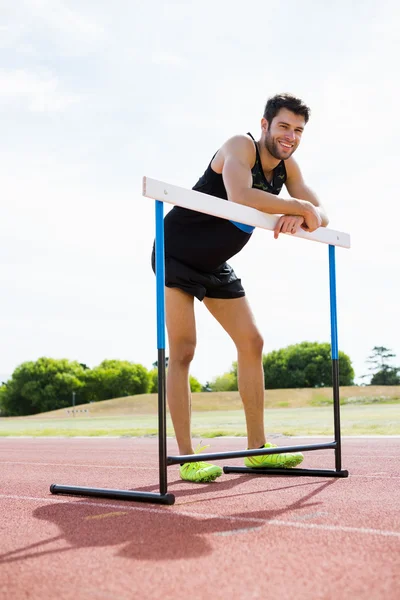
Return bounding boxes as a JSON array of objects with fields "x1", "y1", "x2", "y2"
[{"x1": 151, "y1": 250, "x2": 245, "y2": 301}]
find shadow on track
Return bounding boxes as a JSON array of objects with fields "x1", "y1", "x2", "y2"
[{"x1": 0, "y1": 479, "x2": 337, "y2": 564}]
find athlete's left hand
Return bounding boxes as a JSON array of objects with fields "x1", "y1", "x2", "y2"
[{"x1": 274, "y1": 215, "x2": 305, "y2": 239}]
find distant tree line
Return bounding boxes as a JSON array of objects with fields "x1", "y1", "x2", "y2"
[
  {"x1": 204, "y1": 341, "x2": 355, "y2": 392},
  {"x1": 0, "y1": 343, "x2": 398, "y2": 416},
  {"x1": 0, "y1": 358, "x2": 202, "y2": 417}
]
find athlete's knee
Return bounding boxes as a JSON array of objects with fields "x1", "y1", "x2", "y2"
[
  {"x1": 237, "y1": 330, "x2": 264, "y2": 356},
  {"x1": 169, "y1": 340, "x2": 196, "y2": 366},
  {"x1": 249, "y1": 331, "x2": 264, "y2": 355}
]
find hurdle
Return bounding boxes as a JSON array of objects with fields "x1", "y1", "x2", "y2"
[{"x1": 50, "y1": 177, "x2": 350, "y2": 505}]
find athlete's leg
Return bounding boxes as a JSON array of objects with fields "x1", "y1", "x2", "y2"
[
  {"x1": 165, "y1": 287, "x2": 197, "y2": 456},
  {"x1": 203, "y1": 296, "x2": 266, "y2": 448}
]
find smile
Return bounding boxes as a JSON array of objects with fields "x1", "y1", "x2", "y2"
[{"x1": 279, "y1": 141, "x2": 293, "y2": 149}]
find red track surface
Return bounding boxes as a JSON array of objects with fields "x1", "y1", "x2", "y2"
[{"x1": 1, "y1": 437, "x2": 399, "y2": 600}]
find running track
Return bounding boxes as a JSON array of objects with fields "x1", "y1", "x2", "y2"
[{"x1": 1, "y1": 437, "x2": 399, "y2": 600}]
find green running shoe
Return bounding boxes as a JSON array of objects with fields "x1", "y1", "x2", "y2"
[
  {"x1": 179, "y1": 443, "x2": 223, "y2": 483},
  {"x1": 244, "y1": 443, "x2": 304, "y2": 469}
]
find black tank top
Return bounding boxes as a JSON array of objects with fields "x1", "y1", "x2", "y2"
[{"x1": 163, "y1": 133, "x2": 287, "y2": 271}]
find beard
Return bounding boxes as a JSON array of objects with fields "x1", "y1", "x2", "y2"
[{"x1": 264, "y1": 132, "x2": 295, "y2": 160}]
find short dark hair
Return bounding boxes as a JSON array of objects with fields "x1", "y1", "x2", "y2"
[{"x1": 263, "y1": 93, "x2": 310, "y2": 124}]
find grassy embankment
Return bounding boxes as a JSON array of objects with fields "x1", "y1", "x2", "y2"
[{"x1": 0, "y1": 386, "x2": 399, "y2": 437}]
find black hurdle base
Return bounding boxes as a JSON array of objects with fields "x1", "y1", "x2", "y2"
[
  {"x1": 50, "y1": 484, "x2": 175, "y2": 505},
  {"x1": 167, "y1": 441, "x2": 348, "y2": 479},
  {"x1": 223, "y1": 467, "x2": 348, "y2": 477}
]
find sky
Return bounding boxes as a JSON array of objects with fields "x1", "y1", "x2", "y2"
[{"x1": 1, "y1": 0, "x2": 400, "y2": 387}]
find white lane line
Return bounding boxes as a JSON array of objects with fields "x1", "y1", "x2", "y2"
[
  {"x1": 291, "y1": 436, "x2": 400, "y2": 439},
  {"x1": 214, "y1": 526, "x2": 263, "y2": 536},
  {"x1": 264, "y1": 520, "x2": 400, "y2": 538},
  {"x1": 0, "y1": 494, "x2": 399, "y2": 539},
  {"x1": 343, "y1": 456, "x2": 399, "y2": 459},
  {"x1": 0, "y1": 461, "x2": 157, "y2": 470},
  {"x1": 351, "y1": 474, "x2": 400, "y2": 479}
]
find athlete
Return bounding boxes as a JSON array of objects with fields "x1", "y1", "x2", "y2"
[{"x1": 152, "y1": 93, "x2": 329, "y2": 482}]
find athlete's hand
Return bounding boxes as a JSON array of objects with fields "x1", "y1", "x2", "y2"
[
  {"x1": 299, "y1": 201, "x2": 322, "y2": 232},
  {"x1": 274, "y1": 215, "x2": 305, "y2": 239}
]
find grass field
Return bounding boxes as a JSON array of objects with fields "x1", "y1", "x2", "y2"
[
  {"x1": 1, "y1": 386, "x2": 399, "y2": 437},
  {"x1": 0, "y1": 405, "x2": 399, "y2": 437}
]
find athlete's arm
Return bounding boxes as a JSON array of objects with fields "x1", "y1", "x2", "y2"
[
  {"x1": 219, "y1": 136, "x2": 322, "y2": 232},
  {"x1": 284, "y1": 157, "x2": 329, "y2": 227}
]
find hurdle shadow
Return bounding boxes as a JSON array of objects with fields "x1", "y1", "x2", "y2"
[
  {"x1": 131, "y1": 469, "x2": 332, "y2": 502},
  {"x1": 0, "y1": 479, "x2": 335, "y2": 565}
]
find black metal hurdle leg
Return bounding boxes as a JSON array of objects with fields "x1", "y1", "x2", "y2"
[
  {"x1": 184, "y1": 244, "x2": 348, "y2": 479},
  {"x1": 50, "y1": 200, "x2": 176, "y2": 505},
  {"x1": 329, "y1": 244, "x2": 345, "y2": 473}
]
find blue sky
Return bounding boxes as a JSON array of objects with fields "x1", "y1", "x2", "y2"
[{"x1": 1, "y1": 0, "x2": 399, "y2": 386}]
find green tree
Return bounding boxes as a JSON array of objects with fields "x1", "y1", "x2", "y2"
[
  {"x1": 189, "y1": 375, "x2": 202, "y2": 392},
  {"x1": 0, "y1": 384, "x2": 8, "y2": 415},
  {"x1": 209, "y1": 362, "x2": 238, "y2": 392},
  {"x1": 0, "y1": 358, "x2": 86, "y2": 416},
  {"x1": 148, "y1": 368, "x2": 158, "y2": 393},
  {"x1": 208, "y1": 372, "x2": 238, "y2": 392},
  {"x1": 81, "y1": 360, "x2": 150, "y2": 402},
  {"x1": 0, "y1": 358, "x2": 154, "y2": 415},
  {"x1": 370, "y1": 367, "x2": 400, "y2": 385},
  {"x1": 363, "y1": 346, "x2": 400, "y2": 385},
  {"x1": 263, "y1": 341, "x2": 354, "y2": 389}
]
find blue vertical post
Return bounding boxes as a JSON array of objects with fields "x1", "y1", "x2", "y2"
[
  {"x1": 155, "y1": 200, "x2": 168, "y2": 494},
  {"x1": 328, "y1": 244, "x2": 342, "y2": 471}
]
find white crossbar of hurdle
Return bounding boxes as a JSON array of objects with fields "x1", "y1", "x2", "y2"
[
  {"x1": 143, "y1": 177, "x2": 351, "y2": 249},
  {"x1": 50, "y1": 177, "x2": 351, "y2": 506}
]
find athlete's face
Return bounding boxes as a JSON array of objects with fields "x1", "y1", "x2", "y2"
[{"x1": 262, "y1": 108, "x2": 305, "y2": 160}]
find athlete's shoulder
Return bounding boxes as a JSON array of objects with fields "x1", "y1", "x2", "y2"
[
  {"x1": 221, "y1": 133, "x2": 255, "y2": 150},
  {"x1": 218, "y1": 134, "x2": 256, "y2": 164}
]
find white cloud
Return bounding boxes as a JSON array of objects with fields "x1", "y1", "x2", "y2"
[
  {"x1": 151, "y1": 52, "x2": 187, "y2": 67},
  {"x1": 1, "y1": 0, "x2": 106, "y2": 57},
  {"x1": 0, "y1": 68, "x2": 80, "y2": 112},
  {"x1": 22, "y1": 0, "x2": 105, "y2": 39}
]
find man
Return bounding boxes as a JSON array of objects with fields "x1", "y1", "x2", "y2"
[{"x1": 152, "y1": 93, "x2": 329, "y2": 483}]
